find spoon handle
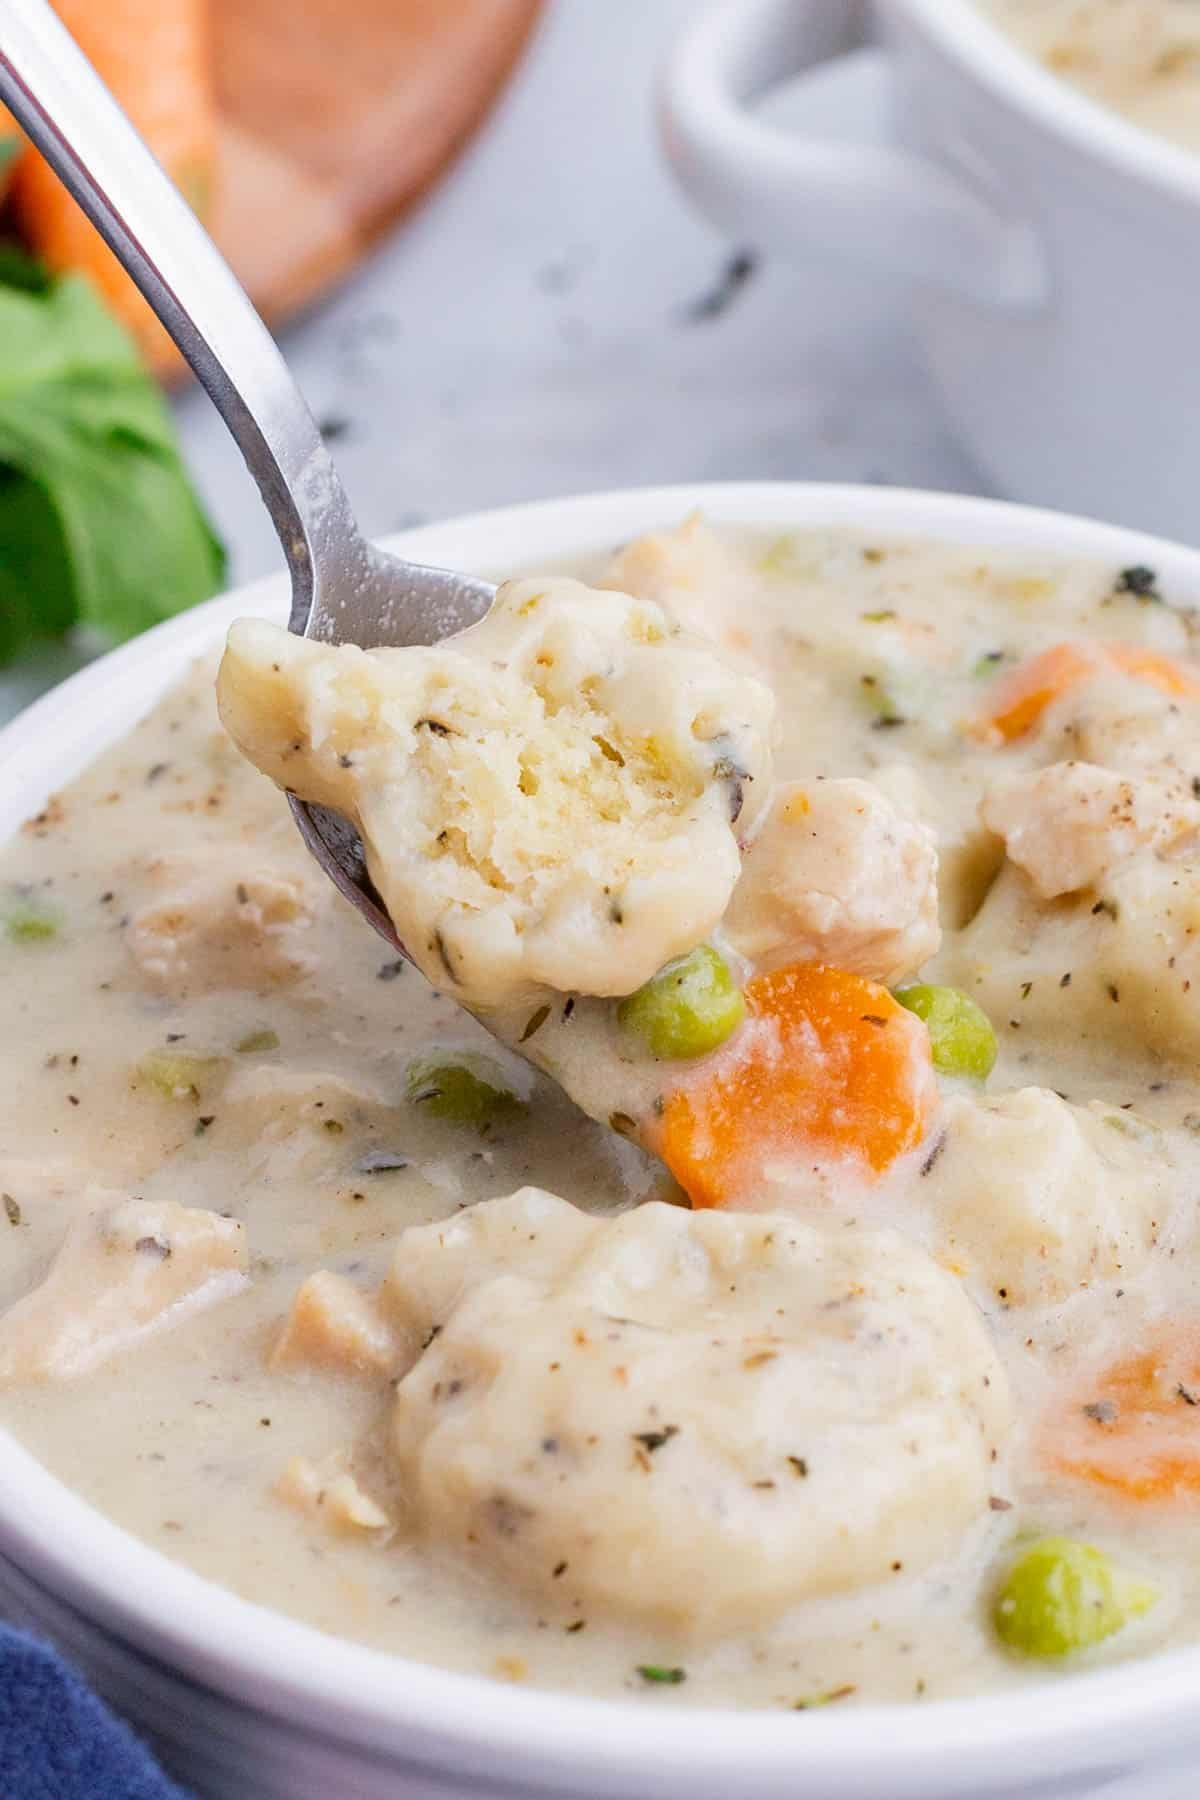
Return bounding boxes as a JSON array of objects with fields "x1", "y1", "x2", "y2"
[{"x1": 0, "y1": 0, "x2": 357, "y2": 630}]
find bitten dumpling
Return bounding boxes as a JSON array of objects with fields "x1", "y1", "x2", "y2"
[{"x1": 217, "y1": 579, "x2": 775, "y2": 1009}]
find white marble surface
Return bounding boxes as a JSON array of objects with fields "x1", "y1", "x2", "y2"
[{"x1": 173, "y1": 0, "x2": 985, "y2": 589}]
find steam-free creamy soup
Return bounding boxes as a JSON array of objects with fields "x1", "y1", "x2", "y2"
[
  {"x1": 982, "y1": 1, "x2": 1200, "y2": 152},
  {"x1": 4, "y1": 518, "x2": 1200, "y2": 1709}
]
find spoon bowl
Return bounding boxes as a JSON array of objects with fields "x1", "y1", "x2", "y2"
[{"x1": 0, "y1": 0, "x2": 497, "y2": 958}]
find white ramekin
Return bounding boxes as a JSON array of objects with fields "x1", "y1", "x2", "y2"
[
  {"x1": 660, "y1": 1, "x2": 1200, "y2": 543},
  {"x1": 2, "y1": 483, "x2": 1200, "y2": 1800}
]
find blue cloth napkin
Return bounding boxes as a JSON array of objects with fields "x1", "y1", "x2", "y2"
[{"x1": 0, "y1": 1624, "x2": 191, "y2": 1799}]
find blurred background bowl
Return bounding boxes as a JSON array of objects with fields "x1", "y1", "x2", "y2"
[{"x1": 661, "y1": 0, "x2": 1200, "y2": 541}]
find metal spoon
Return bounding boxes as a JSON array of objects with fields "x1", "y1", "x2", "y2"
[{"x1": 0, "y1": 0, "x2": 497, "y2": 955}]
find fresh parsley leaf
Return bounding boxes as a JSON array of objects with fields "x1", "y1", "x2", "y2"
[
  {"x1": 0, "y1": 255, "x2": 225, "y2": 665},
  {"x1": 0, "y1": 243, "x2": 50, "y2": 295}
]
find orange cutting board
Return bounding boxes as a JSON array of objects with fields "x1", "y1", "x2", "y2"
[{"x1": 209, "y1": 0, "x2": 544, "y2": 327}]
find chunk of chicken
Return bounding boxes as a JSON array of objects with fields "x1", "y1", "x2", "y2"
[
  {"x1": 0, "y1": 1198, "x2": 247, "y2": 1382},
  {"x1": 920, "y1": 1088, "x2": 1172, "y2": 1307},
  {"x1": 982, "y1": 761, "x2": 1200, "y2": 899},
  {"x1": 271, "y1": 1270, "x2": 402, "y2": 1377},
  {"x1": 602, "y1": 514, "x2": 760, "y2": 664},
  {"x1": 384, "y1": 1189, "x2": 1009, "y2": 1638},
  {"x1": 218, "y1": 578, "x2": 775, "y2": 1009},
  {"x1": 276, "y1": 1453, "x2": 391, "y2": 1534},
  {"x1": 126, "y1": 854, "x2": 321, "y2": 996},
  {"x1": 723, "y1": 778, "x2": 940, "y2": 983}
]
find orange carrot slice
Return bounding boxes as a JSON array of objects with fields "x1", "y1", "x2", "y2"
[
  {"x1": 973, "y1": 641, "x2": 1200, "y2": 744},
  {"x1": 10, "y1": 0, "x2": 216, "y2": 372},
  {"x1": 1108, "y1": 643, "x2": 1200, "y2": 698},
  {"x1": 976, "y1": 644, "x2": 1100, "y2": 743},
  {"x1": 655, "y1": 963, "x2": 937, "y2": 1210},
  {"x1": 1050, "y1": 1328, "x2": 1200, "y2": 1503}
]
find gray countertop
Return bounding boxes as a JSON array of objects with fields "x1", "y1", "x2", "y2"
[{"x1": 0, "y1": 0, "x2": 983, "y2": 730}]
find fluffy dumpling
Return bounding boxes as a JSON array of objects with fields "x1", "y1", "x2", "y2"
[
  {"x1": 217, "y1": 579, "x2": 775, "y2": 1009},
  {"x1": 952, "y1": 846, "x2": 1200, "y2": 1062},
  {"x1": 382, "y1": 1188, "x2": 1010, "y2": 1638}
]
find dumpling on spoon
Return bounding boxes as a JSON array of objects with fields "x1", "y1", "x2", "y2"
[{"x1": 217, "y1": 576, "x2": 775, "y2": 1011}]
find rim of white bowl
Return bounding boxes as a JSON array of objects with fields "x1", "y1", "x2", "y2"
[
  {"x1": 900, "y1": 0, "x2": 1200, "y2": 206},
  {"x1": 3, "y1": 482, "x2": 1200, "y2": 1796}
]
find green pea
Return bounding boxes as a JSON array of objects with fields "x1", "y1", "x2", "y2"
[
  {"x1": 993, "y1": 1537, "x2": 1155, "y2": 1660},
  {"x1": 406, "y1": 1056, "x2": 524, "y2": 1130},
  {"x1": 894, "y1": 984, "x2": 997, "y2": 1081},
  {"x1": 617, "y1": 945, "x2": 745, "y2": 1061}
]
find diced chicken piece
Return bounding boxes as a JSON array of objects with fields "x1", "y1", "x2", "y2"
[
  {"x1": 0, "y1": 1198, "x2": 247, "y2": 1382},
  {"x1": 276, "y1": 1454, "x2": 391, "y2": 1534},
  {"x1": 723, "y1": 779, "x2": 940, "y2": 983},
  {"x1": 602, "y1": 514, "x2": 759, "y2": 661},
  {"x1": 982, "y1": 761, "x2": 1200, "y2": 899},
  {"x1": 271, "y1": 1270, "x2": 402, "y2": 1377},
  {"x1": 920, "y1": 1088, "x2": 1171, "y2": 1307},
  {"x1": 217, "y1": 578, "x2": 775, "y2": 1009},
  {"x1": 385, "y1": 1189, "x2": 1009, "y2": 1638},
  {"x1": 126, "y1": 855, "x2": 321, "y2": 996}
]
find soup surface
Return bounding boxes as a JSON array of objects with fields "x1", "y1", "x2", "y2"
[
  {"x1": 3, "y1": 519, "x2": 1200, "y2": 1709},
  {"x1": 981, "y1": 0, "x2": 1200, "y2": 151}
]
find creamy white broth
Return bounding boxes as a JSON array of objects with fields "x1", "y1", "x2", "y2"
[
  {"x1": 3, "y1": 521, "x2": 1200, "y2": 1708},
  {"x1": 981, "y1": 0, "x2": 1200, "y2": 152}
]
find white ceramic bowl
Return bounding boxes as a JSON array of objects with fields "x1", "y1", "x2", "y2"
[
  {"x1": 4, "y1": 483, "x2": 1200, "y2": 1800},
  {"x1": 660, "y1": 1, "x2": 1200, "y2": 543}
]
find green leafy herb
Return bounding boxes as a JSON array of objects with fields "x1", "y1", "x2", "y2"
[
  {"x1": 635, "y1": 1664, "x2": 687, "y2": 1685},
  {"x1": 1114, "y1": 565, "x2": 1162, "y2": 604},
  {"x1": 0, "y1": 251, "x2": 225, "y2": 666},
  {"x1": 857, "y1": 670, "x2": 909, "y2": 731},
  {"x1": 792, "y1": 1684, "x2": 856, "y2": 1710}
]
